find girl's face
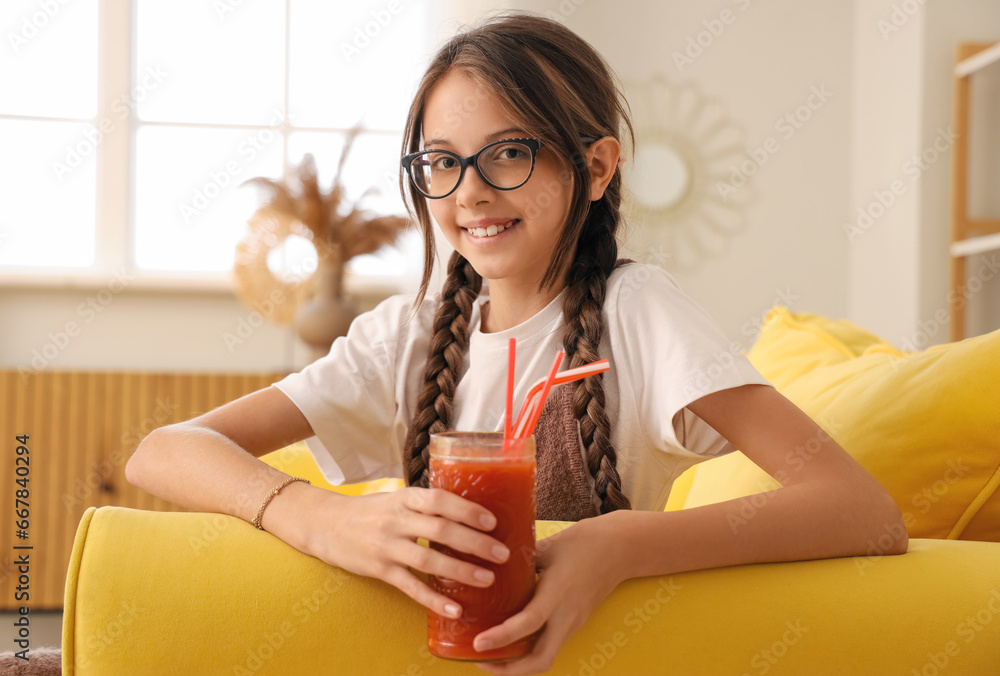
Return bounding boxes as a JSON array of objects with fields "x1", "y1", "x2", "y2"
[{"x1": 420, "y1": 69, "x2": 574, "y2": 290}]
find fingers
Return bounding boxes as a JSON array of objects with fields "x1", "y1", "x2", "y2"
[
  {"x1": 382, "y1": 565, "x2": 465, "y2": 622},
  {"x1": 401, "y1": 511, "x2": 510, "y2": 566},
  {"x1": 473, "y1": 603, "x2": 548, "y2": 656},
  {"x1": 394, "y1": 540, "x2": 497, "y2": 589},
  {"x1": 473, "y1": 607, "x2": 562, "y2": 676},
  {"x1": 475, "y1": 628, "x2": 561, "y2": 676},
  {"x1": 472, "y1": 581, "x2": 578, "y2": 675},
  {"x1": 402, "y1": 487, "x2": 498, "y2": 532}
]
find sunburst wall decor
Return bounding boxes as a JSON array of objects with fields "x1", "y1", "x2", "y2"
[{"x1": 622, "y1": 76, "x2": 751, "y2": 271}]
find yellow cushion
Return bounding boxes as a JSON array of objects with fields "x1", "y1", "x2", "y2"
[
  {"x1": 63, "y1": 505, "x2": 1000, "y2": 674},
  {"x1": 739, "y1": 308, "x2": 886, "y2": 388},
  {"x1": 683, "y1": 307, "x2": 1000, "y2": 542},
  {"x1": 260, "y1": 441, "x2": 404, "y2": 496},
  {"x1": 663, "y1": 464, "x2": 698, "y2": 511}
]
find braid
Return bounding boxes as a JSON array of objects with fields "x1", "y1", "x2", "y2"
[
  {"x1": 404, "y1": 251, "x2": 482, "y2": 487},
  {"x1": 561, "y1": 199, "x2": 632, "y2": 514}
]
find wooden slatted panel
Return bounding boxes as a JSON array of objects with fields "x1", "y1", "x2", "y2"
[
  {"x1": 0, "y1": 372, "x2": 19, "y2": 603},
  {"x1": 0, "y1": 370, "x2": 288, "y2": 610},
  {"x1": 32, "y1": 372, "x2": 51, "y2": 604},
  {"x1": 43, "y1": 372, "x2": 68, "y2": 605}
]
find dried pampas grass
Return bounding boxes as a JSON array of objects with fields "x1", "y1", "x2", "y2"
[{"x1": 234, "y1": 129, "x2": 411, "y2": 325}]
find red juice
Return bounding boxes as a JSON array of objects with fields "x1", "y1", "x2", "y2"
[{"x1": 427, "y1": 432, "x2": 537, "y2": 661}]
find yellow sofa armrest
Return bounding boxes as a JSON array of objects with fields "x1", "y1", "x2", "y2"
[
  {"x1": 259, "y1": 441, "x2": 405, "y2": 496},
  {"x1": 64, "y1": 506, "x2": 1000, "y2": 675}
]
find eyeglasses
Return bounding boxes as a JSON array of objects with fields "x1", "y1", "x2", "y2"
[{"x1": 401, "y1": 138, "x2": 543, "y2": 199}]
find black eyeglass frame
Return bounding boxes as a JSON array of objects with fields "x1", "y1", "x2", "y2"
[{"x1": 401, "y1": 136, "x2": 600, "y2": 200}]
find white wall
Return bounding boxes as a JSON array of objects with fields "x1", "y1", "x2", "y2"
[
  {"x1": 512, "y1": 0, "x2": 854, "y2": 349},
  {"x1": 2, "y1": 1, "x2": 998, "y2": 376},
  {"x1": 849, "y1": 0, "x2": 1000, "y2": 345}
]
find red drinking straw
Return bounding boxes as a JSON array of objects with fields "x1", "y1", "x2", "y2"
[
  {"x1": 520, "y1": 351, "x2": 565, "y2": 438},
  {"x1": 512, "y1": 359, "x2": 610, "y2": 437},
  {"x1": 504, "y1": 338, "x2": 516, "y2": 440}
]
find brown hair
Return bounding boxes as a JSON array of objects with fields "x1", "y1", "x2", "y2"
[{"x1": 400, "y1": 12, "x2": 634, "y2": 514}]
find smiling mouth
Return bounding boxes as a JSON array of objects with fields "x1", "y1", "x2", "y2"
[{"x1": 465, "y1": 219, "x2": 519, "y2": 239}]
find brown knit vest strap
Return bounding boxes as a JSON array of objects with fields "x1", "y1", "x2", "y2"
[
  {"x1": 532, "y1": 382, "x2": 600, "y2": 521},
  {"x1": 400, "y1": 384, "x2": 599, "y2": 521},
  {"x1": 403, "y1": 258, "x2": 637, "y2": 519}
]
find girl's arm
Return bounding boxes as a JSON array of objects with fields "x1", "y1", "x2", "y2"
[
  {"x1": 616, "y1": 383, "x2": 907, "y2": 578},
  {"x1": 125, "y1": 386, "x2": 318, "y2": 545},
  {"x1": 475, "y1": 383, "x2": 907, "y2": 676},
  {"x1": 125, "y1": 386, "x2": 509, "y2": 620}
]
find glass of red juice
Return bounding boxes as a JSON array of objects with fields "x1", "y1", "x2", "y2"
[{"x1": 427, "y1": 431, "x2": 538, "y2": 662}]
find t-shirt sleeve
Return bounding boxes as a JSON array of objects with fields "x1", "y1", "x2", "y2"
[
  {"x1": 610, "y1": 264, "x2": 772, "y2": 458},
  {"x1": 271, "y1": 294, "x2": 414, "y2": 484}
]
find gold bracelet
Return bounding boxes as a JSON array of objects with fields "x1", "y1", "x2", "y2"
[{"x1": 252, "y1": 476, "x2": 311, "y2": 531}]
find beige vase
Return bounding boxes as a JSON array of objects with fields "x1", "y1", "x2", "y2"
[{"x1": 294, "y1": 258, "x2": 358, "y2": 360}]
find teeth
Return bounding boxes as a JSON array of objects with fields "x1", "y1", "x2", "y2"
[{"x1": 469, "y1": 220, "x2": 515, "y2": 238}]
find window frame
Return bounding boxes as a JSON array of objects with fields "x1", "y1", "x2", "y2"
[{"x1": 0, "y1": 0, "x2": 416, "y2": 297}]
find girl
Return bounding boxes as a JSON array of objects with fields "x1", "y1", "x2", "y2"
[{"x1": 127, "y1": 12, "x2": 906, "y2": 675}]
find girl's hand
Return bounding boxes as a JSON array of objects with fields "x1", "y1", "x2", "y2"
[
  {"x1": 301, "y1": 486, "x2": 511, "y2": 621},
  {"x1": 472, "y1": 514, "x2": 629, "y2": 676}
]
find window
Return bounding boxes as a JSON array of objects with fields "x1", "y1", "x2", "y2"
[{"x1": 0, "y1": 0, "x2": 428, "y2": 290}]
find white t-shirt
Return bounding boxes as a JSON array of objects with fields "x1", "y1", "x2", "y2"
[{"x1": 272, "y1": 263, "x2": 771, "y2": 511}]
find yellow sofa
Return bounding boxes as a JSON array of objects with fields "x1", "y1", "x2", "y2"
[
  {"x1": 61, "y1": 457, "x2": 1000, "y2": 675},
  {"x1": 62, "y1": 310, "x2": 1000, "y2": 674}
]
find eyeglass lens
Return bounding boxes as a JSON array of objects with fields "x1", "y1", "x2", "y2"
[{"x1": 410, "y1": 141, "x2": 534, "y2": 197}]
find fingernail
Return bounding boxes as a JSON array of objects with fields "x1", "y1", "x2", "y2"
[
  {"x1": 480, "y1": 513, "x2": 496, "y2": 529},
  {"x1": 492, "y1": 544, "x2": 509, "y2": 562},
  {"x1": 476, "y1": 639, "x2": 493, "y2": 652},
  {"x1": 474, "y1": 568, "x2": 494, "y2": 583},
  {"x1": 445, "y1": 603, "x2": 462, "y2": 618}
]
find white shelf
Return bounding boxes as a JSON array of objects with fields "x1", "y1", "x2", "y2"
[
  {"x1": 951, "y1": 232, "x2": 1000, "y2": 257},
  {"x1": 955, "y1": 41, "x2": 1000, "y2": 78}
]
